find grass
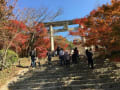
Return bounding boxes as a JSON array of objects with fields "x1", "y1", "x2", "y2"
[{"x1": 0, "y1": 58, "x2": 30, "y2": 88}]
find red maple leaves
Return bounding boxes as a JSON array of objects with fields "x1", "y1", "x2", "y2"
[{"x1": 70, "y1": 0, "x2": 120, "y2": 60}]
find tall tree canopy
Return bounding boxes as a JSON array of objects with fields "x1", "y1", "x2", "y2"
[{"x1": 70, "y1": 0, "x2": 120, "y2": 54}]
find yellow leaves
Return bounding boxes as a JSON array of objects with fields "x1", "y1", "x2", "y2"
[
  {"x1": 100, "y1": 19, "x2": 105, "y2": 23},
  {"x1": 110, "y1": 39, "x2": 115, "y2": 43},
  {"x1": 112, "y1": 10, "x2": 120, "y2": 15}
]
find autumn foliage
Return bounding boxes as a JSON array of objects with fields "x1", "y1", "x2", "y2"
[
  {"x1": 0, "y1": 0, "x2": 70, "y2": 70},
  {"x1": 0, "y1": 0, "x2": 50, "y2": 59},
  {"x1": 54, "y1": 36, "x2": 69, "y2": 50},
  {"x1": 70, "y1": 0, "x2": 120, "y2": 60},
  {"x1": 33, "y1": 23, "x2": 50, "y2": 58}
]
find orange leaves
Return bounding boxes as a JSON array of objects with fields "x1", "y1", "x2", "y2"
[
  {"x1": 73, "y1": 39, "x2": 81, "y2": 45},
  {"x1": 36, "y1": 47, "x2": 47, "y2": 58},
  {"x1": 56, "y1": 36, "x2": 67, "y2": 41},
  {"x1": 0, "y1": 20, "x2": 28, "y2": 36},
  {"x1": 69, "y1": 31, "x2": 79, "y2": 36},
  {"x1": 35, "y1": 23, "x2": 45, "y2": 31},
  {"x1": 34, "y1": 37, "x2": 50, "y2": 49},
  {"x1": 69, "y1": 17, "x2": 88, "y2": 37},
  {"x1": 77, "y1": 1, "x2": 120, "y2": 51},
  {"x1": 110, "y1": 39, "x2": 115, "y2": 44},
  {"x1": 73, "y1": 19, "x2": 81, "y2": 24},
  {"x1": 54, "y1": 36, "x2": 69, "y2": 50},
  {"x1": 69, "y1": 26, "x2": 87, "y2": 37},
  {"x1": 36, "y1": 23, "x2": 44, "y2": 27},
  {"x1": 2, "y1": 26, "x2": 13, "y2": 30},
  {"x1": 34, "y1": 23, "x2": 48, "y2": 37},
  {"x1": 30, "y1": 23, "x2": 51, "y2": 58},
  {"x1": 73, "y1": 17, "x2": 88, "y2": 25},
  {"x1": 14, "y1": 33, "x2": 29, "y2": 43},
  {"x1": 111, "y1": 57, "x2": 120, "y2": 62},
  {"x1": 65, "y1": 44, "x2": 68, "y2": 48},
  {"x1": 9, "y1": 20, "x2": 28, "y2": 31},
  {"x1": 90, "y1": 9, "x2": 96, "y2": 16}
]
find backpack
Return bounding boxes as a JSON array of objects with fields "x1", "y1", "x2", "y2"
[
  {"x1": 30, "y1": 50, "x2": 36, "y2": 57},
  {"x1": 66, "y1": 54, "x2": 70, "y2": 60}
]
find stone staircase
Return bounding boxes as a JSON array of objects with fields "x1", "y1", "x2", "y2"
[{"x1": 8, "y1": 57, "x2": 120, "y2": 90}]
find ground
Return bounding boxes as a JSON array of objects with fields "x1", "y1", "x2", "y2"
[
  {"x1": 1, "y1": 56, "x2": 120, "y2": 90},
  {"x1": 0, "y1": 58, "x2": 30, "y2": 89}
]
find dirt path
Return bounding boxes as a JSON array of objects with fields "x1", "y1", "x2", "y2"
[{"x1": 0, "y1": 68, "x2": 29, "y2": 90}]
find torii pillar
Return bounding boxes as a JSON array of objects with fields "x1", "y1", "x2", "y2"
[{"x1": 49, "y1": 25, "x2": 54, "y2": 51}]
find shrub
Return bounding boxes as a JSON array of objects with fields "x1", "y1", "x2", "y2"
[{"x1": 0, "y1": 49, "x2": 19, "y2": 68}]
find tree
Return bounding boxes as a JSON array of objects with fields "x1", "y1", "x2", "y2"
[
  {"x1": 0, "y1": 19, "x2": 28, "y2": 69},
  {"x1": 70, "y1": 0, "x2": 120, "y2": 57},
  {"x1": 0, "y1": 0, "x2": 23, "y2": 69},
  {"x1": 54, "y1": 36, "x2": 69, "y2": 50},
  {"x1": 86, "y1": 1, "x2": 120, "y2": 53},
  {"x1": 18, "y1": 8, "x2": 62, "y2": 58},
  {"x1": 0, "y1": 0, "x2": 62, "y2": 69}
]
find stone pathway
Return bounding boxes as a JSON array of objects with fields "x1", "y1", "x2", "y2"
[{"x1": 8, "y1": 57, "x2": 120, "y2": 90}]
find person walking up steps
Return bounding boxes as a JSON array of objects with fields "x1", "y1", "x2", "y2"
[
  {"x1": 64, "y1": 51, "x2": 70, "y2": 66},
  {"x1": 72, "y1": 47, "x2": 79, "y2": 64},
  {"x1": 59, "y1": 48, "x2": 64, "y2": 66},
  {"x1": 56, "y1": 46, "x2": 60, "y2": 56},
  {"x1": 30, "y1": 48, "x2": 37, "y2": 67},
  {"x1": 85, "y1": 48, "x2": 94, "y2": 69},
  {"x1": 47, "y1": 50, "x2": 52, "y2": 65}
]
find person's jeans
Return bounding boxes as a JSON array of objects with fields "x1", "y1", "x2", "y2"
[
  {"x1": 88, "y1": 59, "x2": 94, "y2": 69},
  {"x1": 31, "y1": 57, "x2": 36, "y2": 67},
  {"x1": 59, "y1": 55, "x2": 64, "y2": 65}
]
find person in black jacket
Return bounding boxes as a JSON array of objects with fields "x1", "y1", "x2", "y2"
[
  {"x1": 47, "y1": 50, "x2": 52, "y2": 65},
  {"x1": 56, "y1": 46, "x2": 60, "y2": 56},
  {"x1": 85, "y1": 48, "x2": 94, "y2": 69},
  {"x1": 30, "y1": 48, "x2": 37, "y2": 67},
  {"x1": 72, "y1": 47, "x2": 79, "y2": 64}
]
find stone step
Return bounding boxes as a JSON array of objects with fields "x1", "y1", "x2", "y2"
[
  {"x1": 18, "y1": 75, "x2": 97, "y2": 82},
  {"x1": 8, "y1": 83, "x2": 96, "y2": 90},
  {"x1": 33, "y1": 84, "x2": 96, "y2": 90},
  {"x1": 7, "y1": 58, "x2": 120, "y2": 90},
  {"x1": 21, "y1": 78, "x2": 96, "y2": 83},
  {"x1": 18, "y1": 73, "x2": 115, "y2": 82},
  {"x1": 16, "y1": 81, "x2": 120, "y2": 90},
  {"x1": 11, "y1": 82, "x2": 120, "y2": 90},
  {"x1": 9, "y1": 79, "x2": 119, "y2": 90},
  {"x1": 18, "y1": 75, "x2": 116, "y2": 84},
  {"x1": 20, "y1": 70, "x2": 116, "y2": 77}
]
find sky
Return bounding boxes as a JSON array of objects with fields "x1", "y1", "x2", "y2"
[{"x1": 17, "y1": 0, "x2": 111, "y2": 41}]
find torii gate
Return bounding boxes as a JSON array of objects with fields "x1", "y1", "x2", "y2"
[{"x1": 43, "y1": 20, "x2": 86, "y2": 51}]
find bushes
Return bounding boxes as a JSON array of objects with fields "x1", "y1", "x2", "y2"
[
  {"x1": 0, "y1": 50, "x2": 18, "y2": 68},
  {"x1": 110, "y1": 51, "x2": 120, "y2": 62}
]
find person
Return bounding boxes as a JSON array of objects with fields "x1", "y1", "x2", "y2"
[
  {"x1": 56, "y1": 46, "x2": 60, "y2": 56},
  {"x1": 72, "y1": 47, "x2": 79, "y2": 64},
  {"x1": 74, "y1": 47, "x2": 79, "y2": 56},
  {"x1": 85, "y1": 48, "x2": 94, "y2": 69},
  {"x1": 70, "y1": 49, "x2": 74, "y2": 55},
  {"x1": 30, "y1": 48, "x2": 37, "y2": 67},
  {"x1": 59, "y1": 48, "x2": 64, "y2": 65},
  {"x1": 64, "y1": 51, "x2": 70, "y2": 66},
  {"x1": 47, "y1": 50, "x2": 52, "y2": 65},
  {"x1": 72, "y1": 53, "x2": 76, "y2": 64},
  {"x1": 35, "y1": 57, "x2": 40, "y2": 67},
  {"x1": 55, "y1": 50, "x2": 57, "y2": 56}
]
